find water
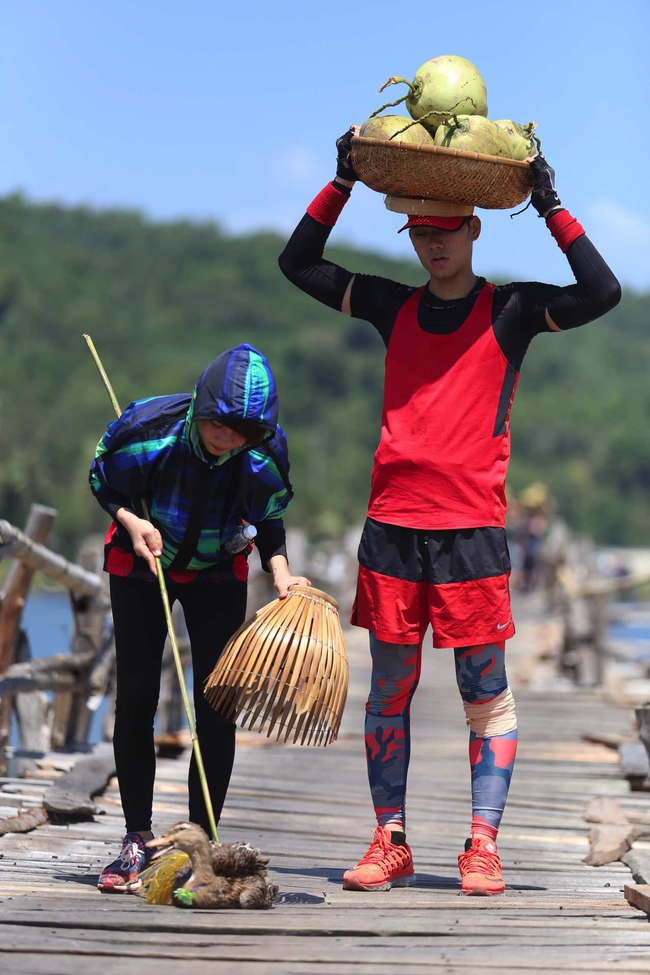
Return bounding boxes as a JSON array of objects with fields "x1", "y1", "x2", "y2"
[
  {"x1": 13, "y1": 590, "x2": 193, "y2": 749},
  {"x1": 609, "y1": 618, "x2": 650, "y2": 663},
  {"x1": 23, "y1": 591, "x2": 73, "y2": 656},
  {"x1": 13, "y1": 591, "x2": 106, "y2": 747},
  {"x1": 610, "y1": 623, "x2": 650, "y2": 642}
]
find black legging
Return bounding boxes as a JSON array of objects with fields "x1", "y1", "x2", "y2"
[{"x1": 110, "y1": 574, "x2": 248, "y2": 835}]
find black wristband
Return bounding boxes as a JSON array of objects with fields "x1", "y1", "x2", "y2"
[{"x1": 331, "y1": 179, "x2": 352, "y2": 196}]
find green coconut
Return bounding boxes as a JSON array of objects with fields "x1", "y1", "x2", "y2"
[
  {"x1": 373, "y1": 55, "x2": 488, "y2": 132},
  {"x1": 359, "y1": 114, "x2": 435, "y2": 146},
  {"x1": 433, "y1": 115, "x2": 512, "y2": 158},
  {"x1": 492, "y1": 119, "x2": 538, "y2": 160}
]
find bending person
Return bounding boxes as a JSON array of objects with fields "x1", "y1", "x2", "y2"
[{"x1": 90, "y1": 343, "x2": 309, "y2": 893}]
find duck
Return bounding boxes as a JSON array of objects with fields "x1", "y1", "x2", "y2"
[{"x1": 138, "y1": 821, "x2": 278, "y2": 909}]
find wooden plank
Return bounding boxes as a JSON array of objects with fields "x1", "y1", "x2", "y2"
[
  {"x1": 581, "y1": 731, "x2": 628, "y2": 749},
  {"x1": 624, "y1": 883, "x2": 650, "y2": 914},
  {"x1": 0, "y1": 620, "x2": 648, "y2": 975},
  {"x1": 43, "y1": 747, "x2": 115, "y2": 817},
  {"x1": 621, "y1": 849, "x2": 650, "y2": 884},
  {"x1": 620, "y1": 741, "x2": 649, "y2": 779}
]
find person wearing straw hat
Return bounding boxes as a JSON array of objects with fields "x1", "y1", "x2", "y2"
[
  {"x1": 89, "y1": 343, "x2": 310, "y2": 892},
  {"x1": 279, "y1": 130, "x2": 620, "y2": 895}
]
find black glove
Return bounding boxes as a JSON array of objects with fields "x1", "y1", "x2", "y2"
[
  {"x1": 335, "y1": 127, "x2": 358, "y2": 182},
  {"x1": 530, "y1": 154, "x2": 561, "y2": 217}
]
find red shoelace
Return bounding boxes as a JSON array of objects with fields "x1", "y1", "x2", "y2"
[
  {"x1": 460, "y1": 845, "x2": 501, "y2": 877},
  {"x1": 357, "y1": 827, "x2": 409, "y2": 870}
]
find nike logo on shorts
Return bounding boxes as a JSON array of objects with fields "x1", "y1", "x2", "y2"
[{"x1": 496, "y1": 621, "x2": 511, "y2": 630}]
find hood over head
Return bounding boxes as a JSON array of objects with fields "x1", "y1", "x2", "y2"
[{"x1": 186, "y1": 344, "x2": 278, "y2": 461}]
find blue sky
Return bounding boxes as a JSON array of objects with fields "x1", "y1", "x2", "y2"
[{"x1": 4, "y1": 0, "x2": 649, "y2": 289}]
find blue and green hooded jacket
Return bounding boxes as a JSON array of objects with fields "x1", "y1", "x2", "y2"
[{"x1": 89, "y1": 344, "x2": 292, "y2": 577}]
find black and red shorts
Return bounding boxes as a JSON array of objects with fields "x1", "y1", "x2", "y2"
[{"x1": 351, "y1": 518, "x2": 515, "y2": 647}]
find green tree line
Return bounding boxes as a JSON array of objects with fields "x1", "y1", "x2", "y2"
[{"x1": 0, "y1": 193, "x2": 647, "y2": 556}]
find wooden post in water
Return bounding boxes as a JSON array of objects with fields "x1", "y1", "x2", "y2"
[
  {"x1": 557, "y1": 566, "x2": 650, "y2": 687},
  {"x1": 0, "y1": 504, "x2": 57, "y2": 773},
  {"x1": 156, "y1": 603, "x2": 191, "y2": 744},
  {"x1": 51, "y1": 537, "x2": 108, "y2": 750},
  {"x1": 634, "y1": 703, "x2": 650, "y2": 775}
]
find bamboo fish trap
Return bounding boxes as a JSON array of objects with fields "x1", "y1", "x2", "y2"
[{"x1": 204, "y1": 586, "x2": 349, "y2": 746}]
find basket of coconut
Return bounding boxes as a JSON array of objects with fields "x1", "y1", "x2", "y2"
[{"x1": 350, "y1": 55, "x2": 537, "y2": 210}]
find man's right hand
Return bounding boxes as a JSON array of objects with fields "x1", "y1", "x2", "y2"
[
  {"x1": 117, "y1": 508, "x2": 162, "y2": 575},
  {"x1": 336, "y1": 127, "x2": 359, "y2": 183}
]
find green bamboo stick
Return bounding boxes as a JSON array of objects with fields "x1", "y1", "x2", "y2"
[{"x1": 84, "y1": 333, "x2": 219, "y2": 844}]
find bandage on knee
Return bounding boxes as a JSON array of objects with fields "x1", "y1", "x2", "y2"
[{"x1": 463, "y1": 687, "x2": 517, "y2": 737}]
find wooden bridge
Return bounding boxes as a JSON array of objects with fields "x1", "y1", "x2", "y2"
[{"x1": 1, "y1": 614, "x2": 650, "y2": 974}]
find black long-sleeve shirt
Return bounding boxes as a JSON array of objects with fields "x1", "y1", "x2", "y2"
[{"x1": 279, "y1": 201, "x2": 621, "y2": 371}]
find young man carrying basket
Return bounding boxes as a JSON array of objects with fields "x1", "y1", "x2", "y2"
[{"x1": 279, "y1": 129, "x2": 621, "y2": 895}]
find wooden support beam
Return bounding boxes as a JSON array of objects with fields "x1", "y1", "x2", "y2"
[
  {"x1": 45, "y1": 538, "x2": 108, "y2": 751},
  {"x1": 555, "y1": 562, "x2": 650, "y2": 688},
  {"x1": 156, "y1": 603, "x2": 190, "y2": 737},
  {"x1": 13, "y1": 630, "x2": 53, "y2": 758},
  {"x1": 0, "y1": 649, "x2": 96, "y2": 697},
  {"x1": 636, "y1": 704, "x2": 650, "y2": 766},
  {"x1": 0, "y1": 506, "x2": 57, "y2": 671},
  {"x1": 578, "y1": 572, "x2": 650, "y2": 596},
  {"x1": 0, "y1": 519, "x2": 102, "y2": 598},
  {"x1": 0, "y1": 505, "x2": 57, "y2": 774}
]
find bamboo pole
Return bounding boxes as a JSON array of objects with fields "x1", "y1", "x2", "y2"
[{"x1": 83, "y1": 333, "x2": 219, "y2": 843}]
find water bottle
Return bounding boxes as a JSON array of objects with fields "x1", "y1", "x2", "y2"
[{"x1": 224, "y1": 523, "x2": 257, "y2": 555}]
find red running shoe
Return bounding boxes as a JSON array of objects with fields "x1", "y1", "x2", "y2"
[
  {"x1": 458, "y1": 835, "x2": 505, "y2": 896},
  {"x1": 343, "y1": 826, "x2": 416, "y2": 891}
]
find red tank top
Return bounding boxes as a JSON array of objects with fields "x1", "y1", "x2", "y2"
[{"x1": 367, "y1": 283, "x2": 518, "y2": 530}]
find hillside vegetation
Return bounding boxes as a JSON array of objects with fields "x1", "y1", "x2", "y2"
[{"x1": 0, "y1": 193, "x2": 647, "y2": 554}]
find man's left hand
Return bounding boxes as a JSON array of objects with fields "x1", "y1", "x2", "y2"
[{"x1": 528, "y1": 154, "x2": 562, "y2": 217}]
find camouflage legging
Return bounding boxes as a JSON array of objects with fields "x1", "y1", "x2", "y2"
[{"x1": 365, "y1": 635, "x2": 517, "y2": 836}]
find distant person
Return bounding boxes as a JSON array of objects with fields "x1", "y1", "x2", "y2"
[
  {"x1": 505, "y1": 496, "x2": 525, "y2": 589},
  {"x1": 279, "y1": 130, "x2": 620, "y2": 895},
  {"x1": 89, "y1": 344, "x2": 310, "y2": 893},
  {"x1": 517, "y1": 483, "x2": 553, "y2": 593}
]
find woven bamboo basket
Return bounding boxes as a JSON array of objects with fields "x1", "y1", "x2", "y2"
[
  {"x1": 204, "y1": 586, "x2": 349, "y2": 746},
  {"x1": 350, "y1": 135, "x2": 533, "y2": 209}
]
